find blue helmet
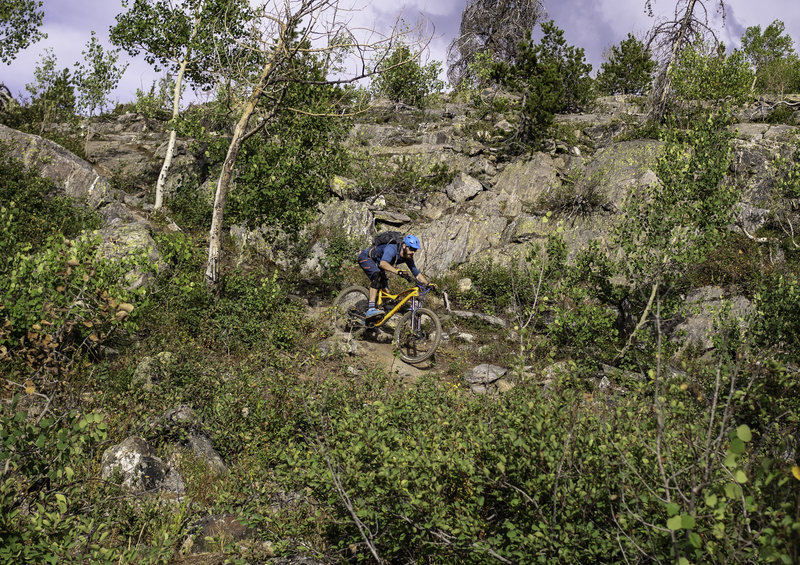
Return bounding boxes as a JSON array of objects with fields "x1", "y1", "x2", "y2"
[{"x1": 403, "y1": 234, "x2": 421, "y2": 250}]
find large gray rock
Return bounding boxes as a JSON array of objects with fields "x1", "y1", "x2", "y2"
[
  {"x1": 315, "y1": 199, "x2": 375, "y2": 240},
  {"x1": 465, "y1": 364, "x2": 507, "y2": 385},
  {"x1": 492, "y1": 152, "x2": 559, "y2": 207},
  {"x1": 577, "y1": 140, "x2": 662, "y2": 212},
  {"x1": 100, "y1": 437, "x2": 185, "y2": 495},
  {"x1": 445, "y1": 172, "x2": 483, "y2": 203},
  {"x1": 465, "y1": 364, "x2": 514, "y2": 395},
  {"x1": 0, "y1": 123, "x2": 111, "y2": 207},
  {"x1": 504, "y1": 213, "x2": 616, "y2": 261},
  {"x1": 415, "y1": 213, "x2": 507, "y2": 276},
  {"x1": 672, "y1": 286, "x2": 754, "y2": 354},
  {"x1": 97, "y1": 222, "x2": 164, "y2": 290}
]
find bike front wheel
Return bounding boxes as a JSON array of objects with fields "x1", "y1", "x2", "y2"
[
  {"x1": 332, "y1": 285, "x2": 369, "y2": 332},
  {"x1": 394, "y1": 307, "x2": 442, "y2": 364}
]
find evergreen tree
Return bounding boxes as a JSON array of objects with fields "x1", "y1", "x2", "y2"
[
  {"x1": 493, "y1": 21, "x2": 592, "y2": 150},
  {"x1": 596, "y1": 33, "x2": 656, "y2": 95},
  {"x1": 536, "y1": 21, "x2": 593, "y2": 113}
]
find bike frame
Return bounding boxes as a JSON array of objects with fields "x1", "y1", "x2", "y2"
[{"x1": 371, "y1": 283, "x2": 432, "y2": 328}]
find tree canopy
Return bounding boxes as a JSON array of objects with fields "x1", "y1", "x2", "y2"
[
  {"x1": 740, "y1": 20, "x2": 800, "y2": 95},
  {"x1": 596, "y1": 33, "x2": 656, "y2": 96},
  {"x1": 0, "y1": 0, "x2": 45, "y2": 64}
]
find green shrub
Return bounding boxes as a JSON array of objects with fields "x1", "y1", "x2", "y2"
[
  {"x1": 0, "y1": 145, "x2": 99, "y2": 261},
  {"x1": 371, "y1": 45, "x2": 444, "y2": 108},
  {"x1": 0, "y1": 230, "x2": 153, "y2": 395},
  {"x1": 753, "y1": 271, "x2": 800, "y2": 361},
  {"x1": 269, "y1": 367, "x2": 798, "y2": 563},
  {"x1": 0, "y1": 400, "x2": 129, "y2": 563},
  {"x1": 349, "y1": 153, "x2": 456, "y2": 201},
  {"x1": 772, "y1": 132, "x2": 800, "y2": 198}
]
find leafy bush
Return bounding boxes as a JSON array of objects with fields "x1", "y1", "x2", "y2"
[
  {"x1": 671, "y1": 42, "x2": 754, "y2": 109},
  {"x1": 772, "y1": 132, "x2": 800, "y2": 198},
  {"x1": 0, "y1": 231, "x2": 153, "y2": 393},
  {"x1": 0, "y1": 145, "x2": 99, "y2": 260},
  {"x1": 741, "y1": 19, "x2": 800, "y2": 96},
  {"x1": 227, "y1": 81, "x2": 350, "y2": 232},
  {"x1": 270, "y1": 367, "x2": 798, "y2": 563},
  {"x1": 0, "y1": 403, "x2": 123, "y2": 564},
  {"x1": 349, "y1": 153, "x2": 456, "y2": 201},
  {"x1": 372, "y1": 45, "x2": 444, "y2": 108},
  {"x1": 131, "y1": 76, "x2": 173, "y2": 120},
  {"x1": 753, "y1": 271, "x2": 800, "y2": 360}
]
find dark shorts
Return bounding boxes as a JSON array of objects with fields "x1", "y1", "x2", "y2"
[{"x1": 358, "y1": 250, "x2": 388, "y2": 290}]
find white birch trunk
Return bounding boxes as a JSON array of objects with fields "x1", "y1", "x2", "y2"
[
  {"x1": 205, "y1": 46, "x2": 282, "y2": 287},
  {"x1": 154, "y1": 15, "x2": 199, "y2": 210}
]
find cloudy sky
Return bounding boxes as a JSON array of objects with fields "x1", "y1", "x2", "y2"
[{"x1": 2, "y1": 0, "x2": 799, "y2": 105}]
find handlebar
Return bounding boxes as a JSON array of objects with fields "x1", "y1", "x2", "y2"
[{"x1": 396, "y1": 270, "x2": 437, "y2": 292}]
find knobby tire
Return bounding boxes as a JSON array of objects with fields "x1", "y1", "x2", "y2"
[
  {"x1": 332, "y1": 285, "x2": 369, "y2": 333},
  {"x1": 394, "y1": 307, "x2": 442, "y2": 364}
]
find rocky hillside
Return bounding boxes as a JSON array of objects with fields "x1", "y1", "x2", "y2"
[
  {"x1": 3, "y1": 94, "x2": 798, "y2": 328},
  {"x1": 2, "y1": 93, "x2": 800, "y2": 563}
]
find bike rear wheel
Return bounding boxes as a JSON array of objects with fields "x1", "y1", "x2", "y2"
[
  {"x1": 332, "y1": 285, "x2": 370, "y2": 332},
  {"x1": 394, "y1": 307, "x2": 442, "y2": 364}
]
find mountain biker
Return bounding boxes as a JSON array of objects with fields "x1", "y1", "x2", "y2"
[{"x1": 358, "y1": 234, "x2": 432, "y2": 319}]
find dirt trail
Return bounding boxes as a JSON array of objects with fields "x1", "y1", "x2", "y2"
[{"x1": 306, "y1": 304, "x2": 440, "y2": 380}]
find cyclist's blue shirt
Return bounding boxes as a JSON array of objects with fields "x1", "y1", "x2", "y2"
[{"x1": 375, "y1": 243, "x2": 420, "y2": 276}]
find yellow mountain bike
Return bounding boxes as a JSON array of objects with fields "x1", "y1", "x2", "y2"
[{"x1": 332, "y1": 273, "x2": 442, "y2": 364}]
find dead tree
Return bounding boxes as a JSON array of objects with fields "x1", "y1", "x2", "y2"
[
  {"x1": 446, "y1": 0, "x2": 545, "y2": 88},
  {"x1": 644, "y1": 0, "x2": 725, "y2": 122}
]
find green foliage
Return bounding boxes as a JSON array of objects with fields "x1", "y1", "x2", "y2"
[
  {"x1": 493, "y1": 21, "x2": 593, "y2": 151},
  {"x1": 0, "y1": 151, "x2": 151, "y2": 389},
  {"x1": 753, "y1": 271, "x2": 800, "y2": 361},
  {"x1": 671, "y1": 42, "x2": 754, "y2": 108},
  {"x1": 178, "y1": 55, "x2": 350, "y2": 233},
  {"x1": 0, "y1": 145, "x2": 98, "y2": 261},
  {"x1": 596, "y1": 33, "x2": 656, "y2": 96},
  {"x1": 613, "y1": 108, "x2": 738, "y2": 364},
  {"x1": 168, "y1": 182, "x2": 213, "y2": 231},
  {"x1": 741, "y1": 19, "x2": 800, "y2": 95},
  {"x1": 462, "y1": 50, "x2": 496, "y2": 91},
  {"x1": 0, "y1": 403, "x2": 123, "y2": 564},
  {"x1": 216, "y1": 271, "x2": 302, "y2": 350},
  {"x1": 146, "y1": 233, "x2": 305, "y2": 355},
  {"x1": 446, "y1": 0, "x2": 546, "y2": 88},
  {"x1": 349, "y1": 153, "x2": 456, "y2": 201},
  {"x1": 616, "y1": 110, "x2": 737, "y2": 288},
  {"x1": 131, "y1": 76, "x2": 173, "y2": 119},
  {"x1": 24, "y1": 48, "x2": 76, "y2": 129},
  {"x1": 455, "y1": 233, "x2": 619, "y2": 366},
  {"x1": 269, "y1": 368, "x2": 798, "y2": 563},
  {"x1": 110, "y1": 0, "x2": 254, "y2": 92},
  {"x1": 73, "y1": 31, "x2": 129, "y2": 117},
  {"x1": 319, "y1": 230, "x2": 364, "y2": 291},
  {"x1": 0, "y1": 0, "x2": 45, "y2": 63},
  {"x1": 371, "y1": 45, "x2": 444, "y2": 108},
  {"x1": 540, "y1": 167, "x2": 605, "y2": 218},
  {"x1": 534, "y1": 21, "x2": 594, "y2": 113},
  {"x1": 772, "y1": 132, "x2": 800, "y2": 198},
  {"x1": 0, "y1": 230, "x2": 153, "y2": 385}
]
